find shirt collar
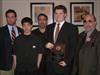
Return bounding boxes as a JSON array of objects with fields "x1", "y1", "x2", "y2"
[
  {"x1": 86, "y1": 28, "x2": 95, "y2": 38},
  {"x1": 56, "y1": 20, "x2": 65, "y2": 29},
  {"x1": 8, "y1": 24, "x2": 16, "y2": 28}
]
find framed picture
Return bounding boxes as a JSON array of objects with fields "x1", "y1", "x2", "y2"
[
  {"x1": 0, "y1": 2, "x2": 2, "y2": 26},
  {"x1": 70, "y1": 2, "x2": 94, "y2": 26},
  {"x1": 0, "y1": 8, "x2": 1, "y2": 26},
  {"x1": 30, "y1": 3, "x2": 54, "y2": 26}
]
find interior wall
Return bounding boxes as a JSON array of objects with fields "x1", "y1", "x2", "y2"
[
  {"x1": 1, "y1": 0, "x2": 100, "y2": 33},
  {"x1": 0, "y1": 0, "x2": 2, "y2": 26}
]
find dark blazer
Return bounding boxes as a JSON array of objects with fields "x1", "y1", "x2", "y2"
[
  {"x1": 0, "y1": 25, "x2": 22, "y2": 70},
  {"x1": 72, "y1": 29, "x2": 100, "y2": 75},
  {"x1": 45, "y1": 21, "x2": 78, "y2": 75}
]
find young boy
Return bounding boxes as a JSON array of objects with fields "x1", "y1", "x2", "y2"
[{"x1": 13, "y1": 17, "x2": 44, "y2": 75}]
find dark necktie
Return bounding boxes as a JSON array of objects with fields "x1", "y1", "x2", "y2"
[
  {"x1": 11, "y1": 27, "x2": 16, "y2": 43},
  {"x1": 55, "y1": 23, "x2": 60, "y2": 43}
]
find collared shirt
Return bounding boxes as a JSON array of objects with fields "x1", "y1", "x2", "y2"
[
  {"x1": 53, "y1": 20, "x2": 65, "y2": 43},
  {"x1": 86, "y1": 28, "x2": 95, "y2": 41},
  {"x1": 7, "y1": 25, "x2": 19, "y2": 38}
]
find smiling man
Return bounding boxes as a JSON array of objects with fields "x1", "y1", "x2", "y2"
[
  {"x1": 72, "y1": 14, "x2": 100, "y2": 75},
  {"x1": 45, "y1": 5, "x2": 78, "y2": 75},
  {"x1": 0, "y1": 9, "x2": 22, "y2": 75}
]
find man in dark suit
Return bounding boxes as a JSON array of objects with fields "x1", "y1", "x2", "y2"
[
  {"x1": 72, "y1": 14, "x2": 100, "y2": 75},
  {"x1": 45, "y1": 5, "x2": 78, "y2": 75},
  {"x1": 0, "y1": 9, "x2": 22, "y2": 75}
]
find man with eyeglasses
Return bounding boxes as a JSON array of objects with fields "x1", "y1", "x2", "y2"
[{"x1": 72, "y1": 14, "x2": 100, "y2": 75}]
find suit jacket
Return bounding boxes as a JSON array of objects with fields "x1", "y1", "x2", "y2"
[
  {"x1": 0, "y1": 25, "x2": 22, "y2": 70},
  {"x1": 45, "y1": 21, "x2": 78, "y2": 74},
  {"x1": 72, "y1": 29, "x2": 100, "y2": 75}
]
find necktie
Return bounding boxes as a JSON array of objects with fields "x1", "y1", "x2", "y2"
[
  {"x1": 55, "y1": 23, "x2": 60, "y2": 43},
  {"x1": 11, "y1": 27, "x2": 16, "y2": 43}
]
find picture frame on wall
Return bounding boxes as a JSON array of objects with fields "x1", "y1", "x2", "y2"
[
  {"x1": 70, "y1": 2, "x2": 94, "y2": 26},
  {"x1": 30, "y1": 3, "x2": 54, "y2": 26}
]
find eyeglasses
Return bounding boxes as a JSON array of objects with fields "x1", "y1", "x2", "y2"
[{"x1": 83, "y1": 20, "x2": 94, "y2": 23}]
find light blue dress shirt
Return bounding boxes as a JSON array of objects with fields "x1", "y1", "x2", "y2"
[{"x1": 7, "y1": 25, "x2": 19, "y2": 38}]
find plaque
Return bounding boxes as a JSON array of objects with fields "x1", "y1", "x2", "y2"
[{"x1": 51, "y1": 44, "x2": 65, "y2": 63}]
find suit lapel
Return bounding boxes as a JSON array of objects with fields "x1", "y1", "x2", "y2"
[
  {"x1": 56, "y1": 22, "x2": 66, "y2": 43},
  {"x1": 4, "y1": 25, "x2": 12, "y2": 42},
  {"x1": 51, "y1": 23, "x2": 56, "y2": 43},
  {"x1": 89, "y1": 29, "x2": 97, "y2": 45},
  {"x1": 17, "y1": 26, "x2": 22, "y2": 36},
  {"x1": 90, "y1": 29, "x2": 97, "y2": 39},
  {"x1": 78, "y1": 29, "x2": 97, "y2": 50}
]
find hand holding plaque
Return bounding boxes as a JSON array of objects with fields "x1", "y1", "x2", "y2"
[{"x1": 51, "y1": 44, "x2": 65, "y2": 63}]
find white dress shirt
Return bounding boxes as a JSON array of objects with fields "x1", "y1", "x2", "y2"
[{"x1": 53, "y1": 20, "x2": 65, "y2": 43}]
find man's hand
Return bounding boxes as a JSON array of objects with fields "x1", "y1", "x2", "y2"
[
  {"x1": 58, "y1": 61, "x2": 67, "y2": 67},
  {"x1": 45, "y1": 42, "x2": 54, "y2": 49},
  {"x1": 12, "y1": 55, "x2": 16, "y2": 70}
]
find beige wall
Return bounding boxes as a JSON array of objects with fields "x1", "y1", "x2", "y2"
[
  {"x1": 0, "y1": 0, "x2": 2, "y2": 26},
  {"x1": 1, "y1": 0, "x2": 100, "y2": 33}
]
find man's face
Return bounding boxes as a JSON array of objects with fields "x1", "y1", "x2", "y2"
[
  {"x1": 22, "y1": 22, "x2": 32, "y2": 33},
  {"x1": 54, "y1": 9, "x2": 66, "y2": 23},
  {"x1": 6, "y1": 13, "x2": 16, "y2": 25},
  {"x1": 83, "y1": 15, "x2": 96, "y2": 32},
  {"x1": 38, "y1": 15, "x2": 47, "y2": 29}
]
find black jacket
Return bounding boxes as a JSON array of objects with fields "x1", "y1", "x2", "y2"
[
  {"x1": 45, "y1": 21, "x2": 78, "y2": 75},
  {"x1": 0, "y1": 25, "x2": 22, "y2": 70}
]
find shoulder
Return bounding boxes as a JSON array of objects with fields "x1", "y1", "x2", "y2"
[
  {"x1": 0, "y1": 25, "x2": 8, "y2": 33},
  {"x1": 32, "y1": 28, "x2": 39, "y2": 33},
  {"x1": 63, "y1": 22, "x2": 78, "y2": 31},
  {"x1": 47, "y1": 23, "x2": 56, "y2": 28},
  {"x1": 31, "y1": 33, "x2": 41, "y2": 40},
  {"x1": 96, "y1": 30, "x2": 100, "y2": 38},
  {"x1": 17, "y1": 26, "x2": 22, "y2": 31},
  {"x1": 14, "y1": 35, "x2": 22, "y2": 45},
  {"x1": 79, "y1": 31, "x2": 85, "y2": 36},
  {"x1": 80, "y1": 31, "x2": 85, "y2": 34},
  {"x1": 65, "y1": 22, "x2": 77, "y2": 28},
  {"x1": 15, "y1": 35, "x2": 22, "y2": 41},
  {"x1": 64, "y1": 22, "x2": 78, "y2": 34},
  {"x1": 1, "y1": 25, "x2": 7, "y2": 29}
]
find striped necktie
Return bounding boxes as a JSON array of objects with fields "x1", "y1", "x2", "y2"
[{"x1": 11, "y1": 27, "x2": 16, "y2": 43}]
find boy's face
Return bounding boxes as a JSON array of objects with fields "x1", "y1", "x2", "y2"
[{"x1": 22, "y1": 22, "x2": 32, "y2": 33}]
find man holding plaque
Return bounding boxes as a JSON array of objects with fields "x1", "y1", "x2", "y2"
[{"x1": 45, "y1": 5, "x2": 78, "y2": 75}]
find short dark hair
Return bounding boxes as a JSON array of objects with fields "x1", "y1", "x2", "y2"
[
  {"x1": 54, "y1": 5, "x2": 67, "y2": 14},
  {"x1": 5, "y1": 9, "x2": 17, "y2": 17},
  {"x1": 37, "y1": 13, "x2": 48, "y2": 20},
  {"x1": 21, "y1": 17, "x2": 33, "y2": 25}
]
